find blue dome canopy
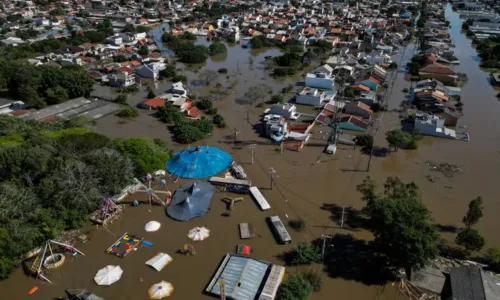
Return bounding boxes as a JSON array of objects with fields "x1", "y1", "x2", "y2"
[{"x1": 166, "y1": 146, "x2": 232, "y2": 179}]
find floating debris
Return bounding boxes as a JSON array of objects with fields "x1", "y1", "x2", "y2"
[{"x1": 425, "y1": 161, "x2": 462, "y2": 178}]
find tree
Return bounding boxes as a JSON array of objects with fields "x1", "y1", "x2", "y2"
[
  {"x1": 115, "y1": 94, "x2": 127, "y2": 104},
  {"x1": 270, "y1": 94, "x2": 285, "y2": 104},
  {"x1": 356, "y1": 176, "x2": 377, "y2": 209},
  {"x1": 289, "y1": 241, "x2": 321, "y2": 265},
  {"x1": 45, "y1": 86, "x2": 69, "y2": 105},
  {"x1": 212, "y1": 114, "x2": 225, "y2": 127},
  {"x1": 386, "y1": 130, "x2": 414, "y2": 151},
  {"x1": 196, "y1": 98, "x2": 213, "y2": 110},
  {"x1": 369, "y1": 179, "x2": 438, "y2": 279},
  {"x1": 198, "y1": 69, "x2": 219, "y2": 85},
  {"x1": 111, "y1": 138, "x2": 171, "y2": 176},
  {"x1": 208, "y1": 41, "x2": 227, "y2": 56},
  {"x1": 355, "y1": 134, "x2": 374, "y2": 150},
  {"x1": 116, "y1": 106, "x2": 139, "y2": 119},
  {"x1": 124, "y1": 23, "x2": 136, "y2": 33},
  {"x1": 159, "y1": 65, "x2": 176, "y2": 78},
  {"x1": 456, "y1": 228, "x2": 485, "y2": 253},
  {"x1": 485, "y1": 248, "x2": 500, "y2": 272},
  {"x1": 138, "y1": 46, "x2": 149, "y2": 56},
  {"x1": 244, "y1": 85, "x2": 271, "y2": 104},
  {"x1": 277, "y1": 273, "x2": 313, "y2": 300},
  {"x1": 462, "y1": 197, "x2": 483, "y2": 228}
]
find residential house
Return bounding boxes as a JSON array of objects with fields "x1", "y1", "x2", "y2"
[
  {"x1": 333, "y1": 65, "x2": 354, "y2": 78},
  {"x1": 359, "y1": 91, "x2": 378, "y2": 107},
  {"x1": 344, "y1": 101, "x2": 373, "y2": 119},
  {"x1": 305, "y1": 65, "x2": 335, "y2": 90},
  {"x1": 295, "y1": 87, "x2": 337, "y2": 106},
  {"x1": 135, "y1": 63, "x2": 159, "y2": 79},
  {"x1": 414, "y1": 113, "x2": 456, "y2": 139},
  {"x1": 108, "y1": 71, "x2": 135, "y2": 87},
  {"x1": 336, "y1": 115, "x2": 369, "y2": 132},
  {"x1": 1, "y1": 37, "x2": 25, "y2": 46},
  {"x1": 418, "y1": 63, "x2": 458, "y2": 85},
  {"x1": 106, "y1": 35, "x2": 123, "y2": 46},
  {"x1": 355, "y1": 76, "x2": 380, "y2": 91},
  {"x1": 267, "y1": 103, "x2": 299, "y2": 120},
  {"x1": 137, "y1": 97, "x2": 165, "y2": 110}
]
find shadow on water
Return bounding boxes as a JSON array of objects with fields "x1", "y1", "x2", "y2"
[
  {"x1": 436, "y1": 224, "x2": 458, "y2": 233},
  {"x1": 320, "y1": 203, "x2": 370, "y2": 230},
  {"x1": 323, "y1": 234, "x2": 394, "y2": 285}
]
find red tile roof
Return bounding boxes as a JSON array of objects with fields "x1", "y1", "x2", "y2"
[
  {"x1": 419, "y1": 63, "x2": 456, "y2": 75},
  {"x1": 186, "y1": 107, "x2": 200, "y2": 119},
  {"x1": 140, "y1": 97, "x2": 164, "y2": 109}
]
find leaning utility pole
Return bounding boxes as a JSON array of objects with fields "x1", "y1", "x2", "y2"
[
  {"x1": 269, "y1": 167, "x2": 276, "y2": 190},
  {"x1": 248, "y1": 144, "x2": 256, "y2": 165},
  {"x1": 321, "y1": 234, "x2": 333, "y2": 261}
]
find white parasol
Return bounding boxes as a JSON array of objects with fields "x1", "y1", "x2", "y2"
[
  {"x1": 94, "y1": 265, "x2": 123, "y2": 286},
  {"x1": 187, "y1": 227, "x2": 210, "y2": 241},
  {"x1": 148, "y1": 281, "x2": 174, "y2": 299},
  {"x1": 145, "y1": 221, "x2": 161, "y2": 232}
]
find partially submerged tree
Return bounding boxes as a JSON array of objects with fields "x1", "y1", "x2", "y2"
[
  {"x1": 370, "y1": 195, "x2": 439, "y2": 279},
  {"x1": 456, "y1": 228, "x2": 485, "y2": 253},
  {"x1": 277, "y1": 273, "x2": 313, "y2": 300},
  {"x1": 356, "y1": 176, "x2": 377, "y2": 210},
  {"x1": 244, "y1": 84, "x2": 271, "y2": 104},
  {"x1": 361, "y1": 177, "x2": 438, "y2": 280},
  {"x1": 462, "y1": 197, "x2": 483, "y2": 229},
  {"x1": 198, "y1": 69, "x2": 219, "y2": 85},
  {"x1": 289, "y1": 241, "x2": 321, "y2": 265},
  {"x1": 385, "y1": 129, "x2": 415, "y2": 151}
]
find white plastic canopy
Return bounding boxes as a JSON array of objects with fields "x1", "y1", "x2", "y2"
[
  {"x1": 145, "y1": 221, "x2": 161, "y2": 232},
  {"x1": 145, "y1": 252, "x2": 173, "y2": 271},
  {"x1": 94, "y1": 265, "x2": 123, "y2": 286},
  {"x1": 148, "y1": 281, "x2": 174, "y2": 299},
  {"x1": 187, "y1": 227, "x2": 210, "y2": 241}
]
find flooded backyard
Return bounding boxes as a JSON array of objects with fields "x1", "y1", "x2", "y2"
[{"x1": 1, "y1": 5, "x2": 500, "y2": 300}]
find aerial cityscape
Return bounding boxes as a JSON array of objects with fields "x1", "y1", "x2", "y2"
[{"x1": 0, "y1": 0, "x2": 499, "y2": 299}]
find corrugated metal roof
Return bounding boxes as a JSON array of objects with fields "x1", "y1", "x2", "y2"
[
  {"x1": 209, "y1": 255, "x2": 271, "y2": 300},
  {"x1": 450, "y1": 267, "x2": 486, "y2": 300}
]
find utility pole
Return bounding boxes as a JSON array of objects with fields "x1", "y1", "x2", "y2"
[
  {"x1": 233, "y1": 129, "x2": 240, "y2": 143},
  {"x1": 248, "y1": 144, "x2": 256, "y2": 165},
  {"x1": 321, "y1": 234, "x2": 333, "y2": 261},
  {"x1": 269, "y1": 167, "x2": 276, "y2": 190}
]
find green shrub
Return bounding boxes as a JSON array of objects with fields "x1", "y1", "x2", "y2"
[{"x1": 116, "y1": 106, "x2": 139, "y2": 119}]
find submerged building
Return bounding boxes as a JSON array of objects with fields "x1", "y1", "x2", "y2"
[{"x1": 206, "y1": 254, "x2": 285, "y2": 300}]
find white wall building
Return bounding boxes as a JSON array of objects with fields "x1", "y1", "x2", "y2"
[
  {"x1": 295, "y1": 87, "x2": 337, "y2": 106},
  {"x1": 414, "y1": 114, "x2": 456, "y2": 139},
  {"x1": 266, "y1": 103, "x2": 299, "y2": 120}
]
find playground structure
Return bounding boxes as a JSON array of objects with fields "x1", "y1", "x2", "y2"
[
  {"x1": 132, "y1": 174, "x2": 171, "y2": 206},
  {"x1": 24, "y1": 240, "x2": 85, "y2": 283},
  {"x1": 106, "y1": 233, "x2": 143, "y2": 258},
  {"x1": 180, "y1": 244, "x2": 196, "y2": 255},
  {"x1": 89, "y1": 197, "x2": 123, "y2": 225}
]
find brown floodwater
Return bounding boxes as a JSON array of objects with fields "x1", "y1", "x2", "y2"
[{"x1": 2, "y1": 4, "x2": 500, "y2": 299}]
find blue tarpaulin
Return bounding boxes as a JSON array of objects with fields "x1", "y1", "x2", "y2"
[
  {"x1": 166, "y1": 146, "x2": 232, "y2": 179},
  {"x1": 167, "y1": 181, "x2": 215, "y2": 221}
]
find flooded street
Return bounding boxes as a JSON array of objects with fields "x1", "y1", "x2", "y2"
[{"x1": 2, "y1": 5, "x2": 500, "y2": 300}]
